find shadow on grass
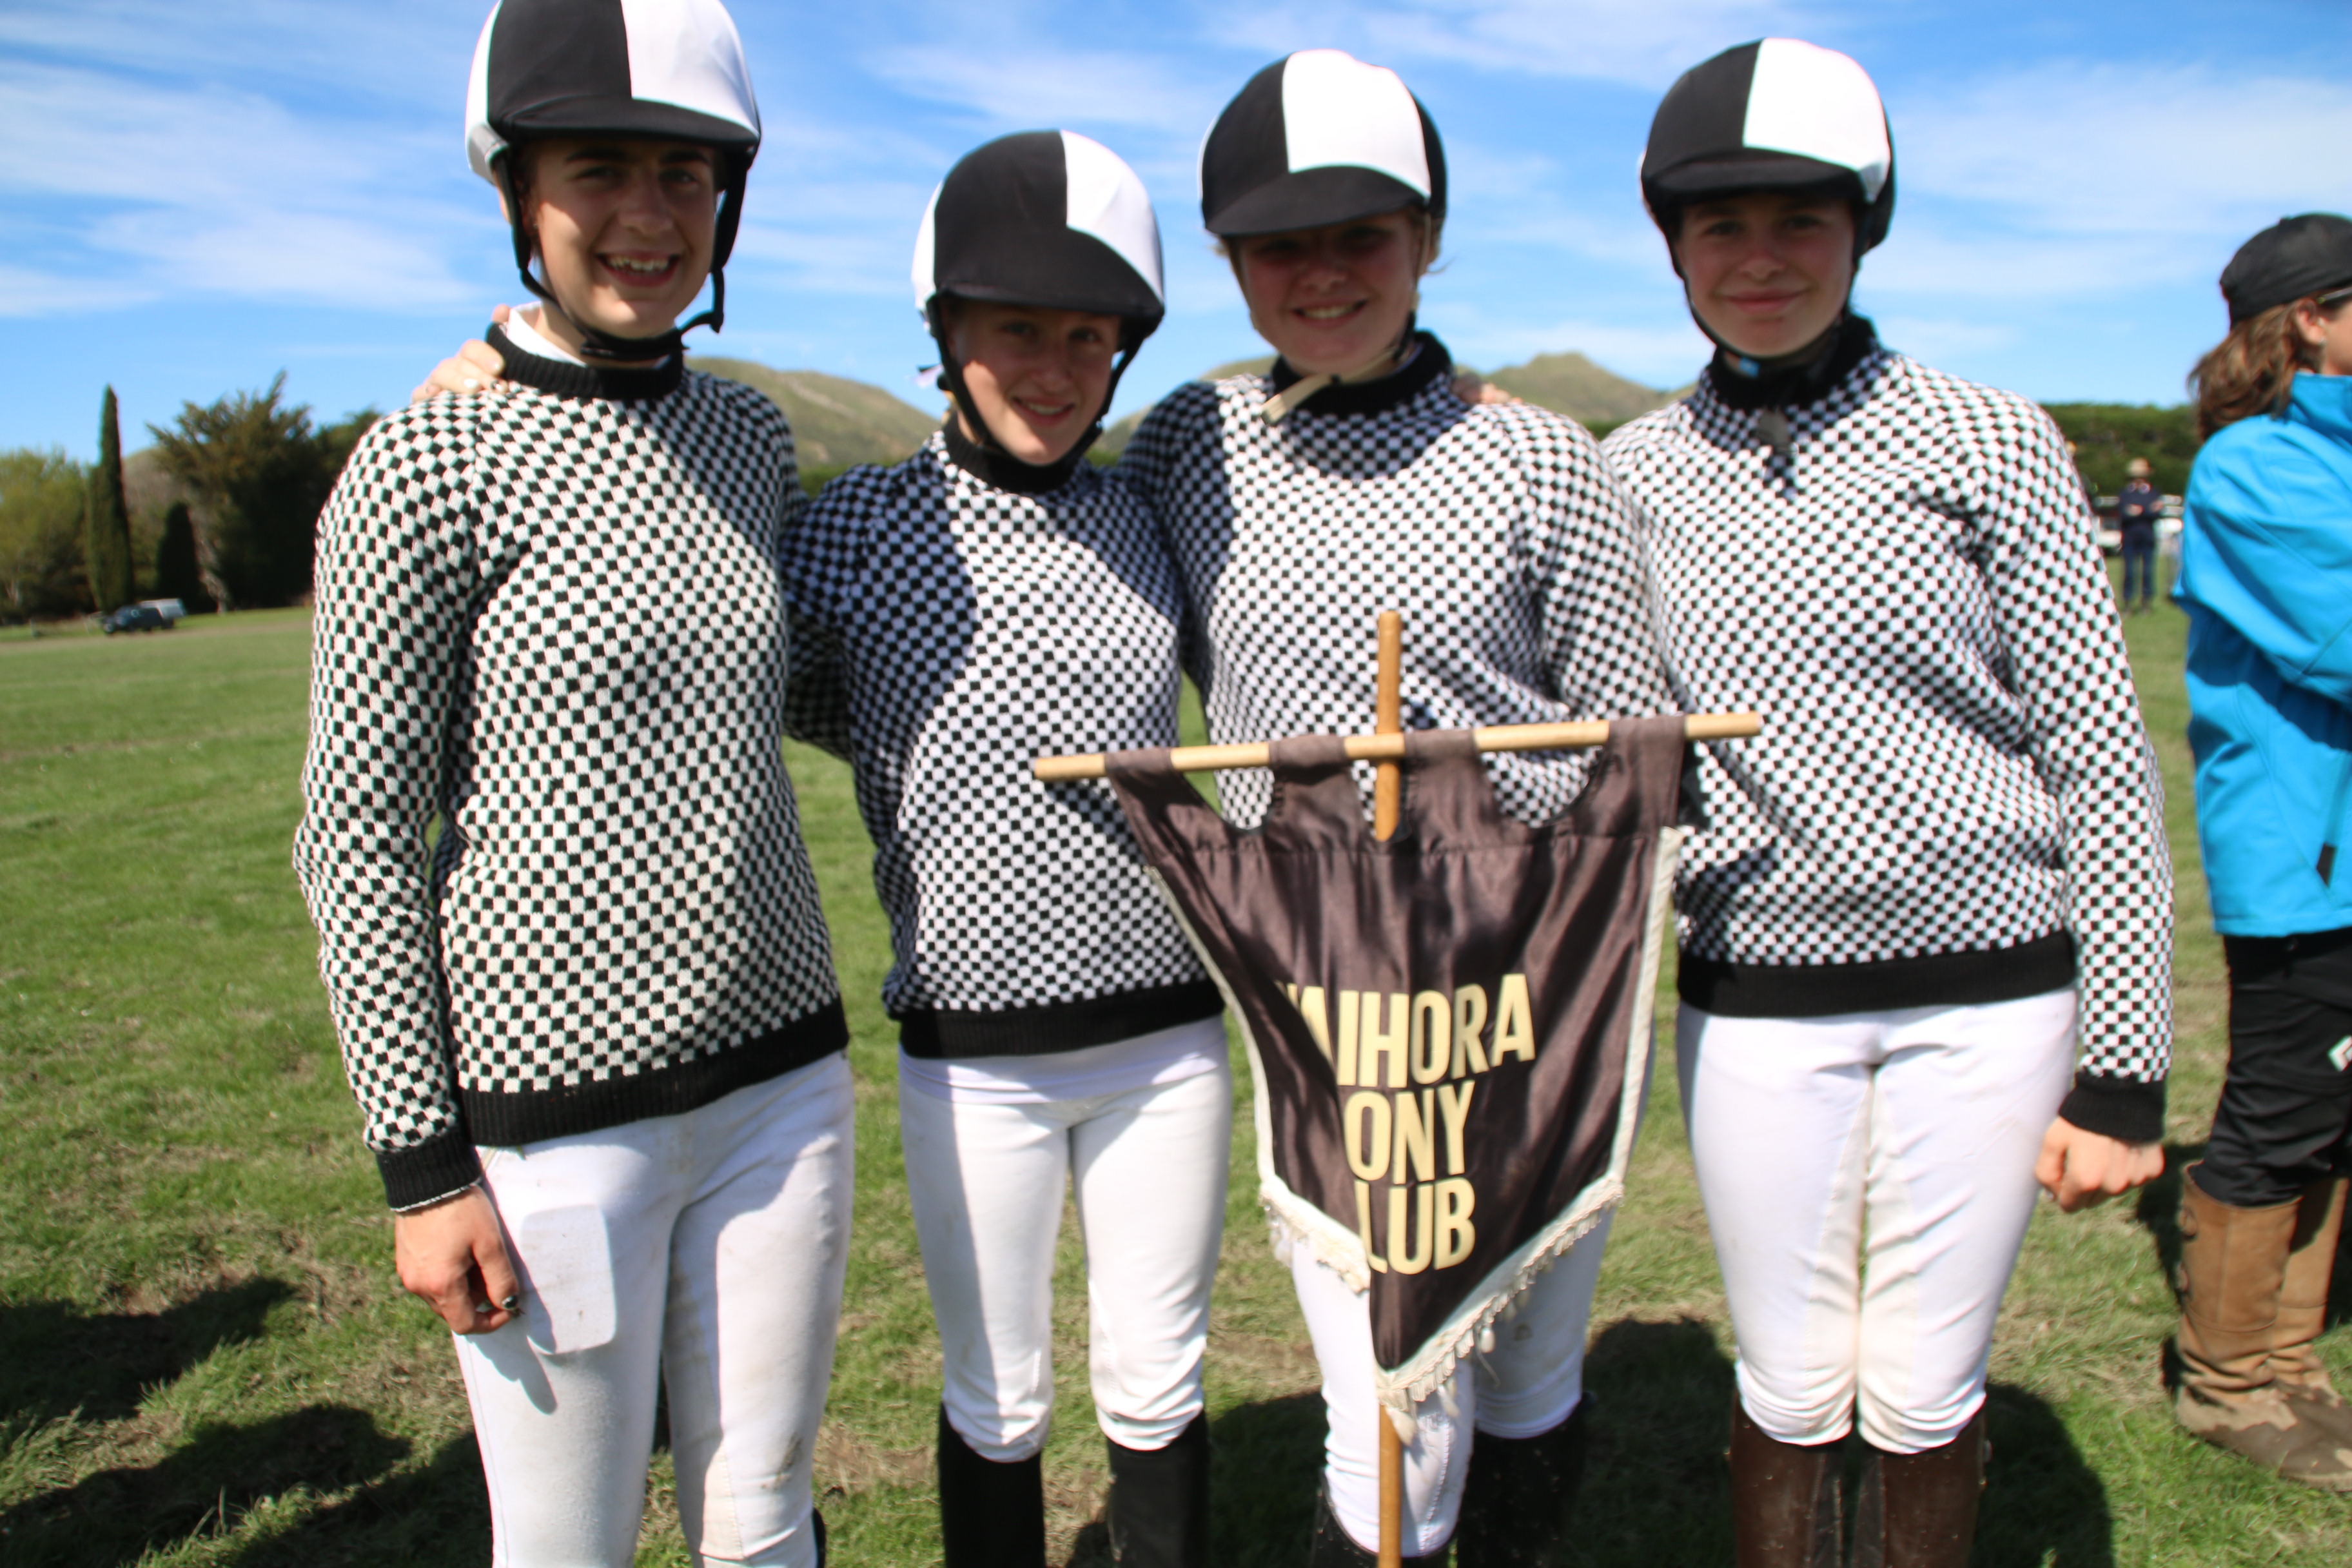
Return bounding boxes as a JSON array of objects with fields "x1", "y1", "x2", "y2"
[
  {"x1": 2133, "y1": 1142, "x2": 2206, "y2": 1289},
  {"x1": 0, "y1": 1277, "x2": 294, "y2": 1427},
  {"x1": 223, "y1": 1432, "x2": 490, "y2": 1568},
  {"x1": 1978, "y1": 1382, "x2": 2115, "y2": 1568},
  {"x1": 1565, "y1": 1318, "x2": 2112, "y2": 1568},
  {"x1": 1210, "y1": 1389, "x2": 1325, "y2": 1566},
  {"x1": 0, "y1": 1404, "x2": 413, "y2": 1568}
]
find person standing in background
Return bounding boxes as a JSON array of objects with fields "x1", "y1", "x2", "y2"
[
  {"x1": 2117, "y1": 456, "x2": 2163, "y2": 611},
  {"x1": 2169, "y1": 212, "x2": 2352, "y2": 1491}
]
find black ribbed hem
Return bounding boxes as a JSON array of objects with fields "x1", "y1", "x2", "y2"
[
  {"x1": 458, "y1": 999, "x2": 849, "y2": 1148},
  {"x1": 939, "y1": 418, "x2": 1089, "y2": 494},
  {"x1": 896, "y1": 981, "x2": 1225, "y2": 1059},
  {"x1": 488, "y1": 324, "x2": 685, "y2": 402},
  {"x1": 2057, "y1": 1072, "x2": 2166, "y2": 1145},
  {"x1": 1678, "y1": 930, "x2": 2076, "y2": 1018},
  {"x1": 378, "y1": 1129, "x2": 485, "y2": 1213}
]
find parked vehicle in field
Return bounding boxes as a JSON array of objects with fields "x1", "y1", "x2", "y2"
[{"x1": 101, "y1": 600, "x2": 186, "y2": 634}]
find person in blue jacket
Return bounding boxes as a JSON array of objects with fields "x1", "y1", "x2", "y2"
[{"x1": 2173, "y1": 211, "x2": 2352, "y2": 1489}]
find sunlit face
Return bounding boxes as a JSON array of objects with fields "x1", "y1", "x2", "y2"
[
  {"x1": 509, "y1": 137, "x2": 719, "y2": 358},
  {"x1": 946, "y1": 300, "x2": 1122, "y2": 466},
  {"x1": 1230, "y1": 208, "x2": 1429, "y2": 377},
  {"x1": 1671, "y1": 192, "x2": 1857, "y2": 360},
  {"x1": 2294, "y1": 290, "x2": 2352, "y2": 378}
]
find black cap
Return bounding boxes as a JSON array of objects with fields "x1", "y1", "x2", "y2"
[
  {"x1": 2221, "y1": 214, "x2": 2352, "y2": 326},
  {"x1": 1641, "y1": 39, "x2": 1896, "y2": 256},
  {"x1": 916, "y1": 132, "x2": 1164, "y2": 329},
  {"x1": 1200, "y1": 50, "x2": 1445, "y2": 238}
]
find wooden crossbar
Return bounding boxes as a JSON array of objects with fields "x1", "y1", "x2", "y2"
[{"x1": 1030, "y1": 711, "x2": 1761, "y2": 783}]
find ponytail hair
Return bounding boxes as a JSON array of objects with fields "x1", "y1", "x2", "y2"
[{"x1": 2190, "y1": 298, "x2": 2326, "y2": 439}]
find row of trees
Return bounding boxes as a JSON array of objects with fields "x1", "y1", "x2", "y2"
[
  {"x1": 0, "y1": 378, "x2": 375, "y2": 622},
  {"x1": 0, "y1": 384, "x2": 2211, "y2": 625}
]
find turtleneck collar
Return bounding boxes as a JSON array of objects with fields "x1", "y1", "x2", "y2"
[
  {"x1": 1268, "y1": 331, "x2": 1453, "y2": 418},
  {"x1": 940, "y1": 416, "x2": 1090, "y2": 495},
  {"x1": 487, "y1": 322, "x2": 685, "y2": 403},
  {"x1": 1703, "y1": 313, "x2": 1880, "y2": 412}
]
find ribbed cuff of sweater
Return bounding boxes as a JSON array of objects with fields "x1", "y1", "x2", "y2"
[
  {"x1": 2057, "y1": 1070, "x2": 2166, "y2": 1146},
  {"x1": 379, "y1": 1128, "x2": 485, "y2": 1212}
]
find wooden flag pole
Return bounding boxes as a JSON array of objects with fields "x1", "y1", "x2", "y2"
[
  {"x1": 1371, "y1": 610, "x2": 1406, "y2": 1568},
  {"x1": 1372, "y1": 611, "x2": 1405, "y2": 839},
  {"x1": 1032, "y1": 711, "x2": 1761, "y2": 781}
]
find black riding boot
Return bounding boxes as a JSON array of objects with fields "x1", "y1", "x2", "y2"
[
  {"x1": 1453, "y1": 1398, "x2": 1594, "y2": 1566},
  {"x1": 1727, "y1": 1402, "x2": 1842, "y2": 1568},
  {"x1": 1308, "y1": 1482, "x2": 1449, "y2": 1565},
  {"x1": 1105, "y1": 1414, "x2": 1211, "y2": 1567},
  {"x1": 936, "y1": 1404, "x2": 1047, "y2": 1568}
]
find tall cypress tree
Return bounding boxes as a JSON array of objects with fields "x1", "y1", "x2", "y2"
[
  {"x1": 84, "y1": 386, "x2": 133, "y2": 613},
  {"x1": 154, "y1": 501, "x2": 210, "y2": 611}
]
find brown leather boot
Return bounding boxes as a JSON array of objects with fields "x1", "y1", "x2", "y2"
[
  {"x1": 1727, "y1": 1404, "x2": 1841, "y2": 1568},
  {"x1": 2270, "y1": 1177, "x2": 2352, "y2": 1442},
  {"x1": 1847, "y1": 1408, "x2": 1983, "y2": 1568},
  {"x1": 2173, "y1": 1165, "x2": 2352, "y2": 1489}
]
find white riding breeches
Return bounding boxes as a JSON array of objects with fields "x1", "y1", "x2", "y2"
[
  {"x1": 1289, "y1": 1211, "x2": 1613, "y2": 1555},
  {"x1": 454, "y1": 1053, "x2": 856, "y2": 1568},
  {"x1": 1676, "y1": 990, "x2": 2077, "y2": 1453},
  {"x1": 898, "y1": 1048, "x2": 1233, "y2": 1460}
]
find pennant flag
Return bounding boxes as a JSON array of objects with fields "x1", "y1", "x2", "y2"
[{"x1": 1106, "y1": 722, "x2": 1687, "y2": 1410}]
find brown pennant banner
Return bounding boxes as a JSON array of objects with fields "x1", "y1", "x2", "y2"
[{"x1": 1104, "y1": 721, "x2": 1688, "y2": 1411}]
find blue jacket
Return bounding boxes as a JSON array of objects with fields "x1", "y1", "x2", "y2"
[{"x1": 2177, "y1": 373, "x2": 2352, "y2": 935}]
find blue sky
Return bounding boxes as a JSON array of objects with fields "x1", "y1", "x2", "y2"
[{"x1": 6, "y1": 0, "x2": 2348, "y2": 459}]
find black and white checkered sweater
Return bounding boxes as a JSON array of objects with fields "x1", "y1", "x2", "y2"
[
  {"x1": 780, "y1": 430, "x2": 1222, "y2": 1056},
  {"x1": 1603, "y1": 338, "x2": 2172, "y2": 1141},
  {"x1": 1117, "y1": 335, "x2": 1673, "y2": 828},
  {"x1": 293, "y1": 342, "x2": 846, "y2": 1210}
]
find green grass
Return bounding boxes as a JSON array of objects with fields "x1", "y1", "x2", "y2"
[{"x1": 0, "y1": 591, "x2": 2346, "y2": 1565}]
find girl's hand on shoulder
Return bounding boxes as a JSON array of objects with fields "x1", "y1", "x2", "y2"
[
  {"x1": 2035, "y1": 1118, "x2": 2164, "y2": 1212},
  {"x1": 409, "y1": 304, "x2": 516, "y2": 404},
  {"x1": 392, "y1": 1184, "x2": 522, "y2": 1333}
]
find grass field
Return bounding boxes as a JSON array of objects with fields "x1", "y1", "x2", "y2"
[{"x1": 1, "y1": 595, "x2": 2347, "y2": 1565}]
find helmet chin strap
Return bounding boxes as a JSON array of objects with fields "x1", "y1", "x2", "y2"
[
  {"x1": 924, "y1": 297, "x2": 1139, "y2": 468},
  {"x1": 501, "y1": 159, "x2": 732, "y2": 364}
]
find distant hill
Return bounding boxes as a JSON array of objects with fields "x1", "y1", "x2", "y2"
[
  {"x1": 1097, "y1": 357, "x2": 1274, "y2": 456},
  {"x1": 1485, "y1": 352, "x2": 1679, "y2": 426},
  {"x1": 1095, "y1": 349, "x2": 1676, "y2": 456},
  {"x1": 689, "y1": 357, "x2": 939, "y2": 469}
]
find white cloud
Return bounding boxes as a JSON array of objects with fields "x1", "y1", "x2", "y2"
[
  {"x1": 1894, "y1": 64, "x2": 2352, "y2": 239},
  {"x1": 0, "y1": 57, "x2": 493, "y2": 313},
  {"x1": 1205, "y1": 0, "x2": 1818, "y2": 87},
  {"x1": 869, "y1": 43, "x2": 1216, "y2": 130},
  {"x1": 1859, "y1": 63, "x2": 2352, "y2": 310},
  {"x1": 0, "y1": 264, "x2": 151, "y2": 318},
  {"x1": 1865, "y1": 313, "x2": 2018, "y2": 363},
  {"x1": 0, "y1": 0, "x2": 472, "y2": 106}
]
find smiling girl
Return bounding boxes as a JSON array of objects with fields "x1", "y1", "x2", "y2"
[
  {"x1": 778, "y1": 133, "x2": 1225, "y2": 1568},
  {"x1": 1603, "y1": 40, "x2": 2171, "y2": 1565},
  {"x1": 1117, "y1": 50, "x2": 1674, "y2": 1565},
  {"x1": 295, "y1": 4, "x2": 852, "y2": 1564}
]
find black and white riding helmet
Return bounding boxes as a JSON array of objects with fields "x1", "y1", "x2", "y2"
[
  {"x1": 1640, "y1": 38, "x2": 1894, "y2": 258},
  {"x1": 914, "y1": 130, "x2": 1165, "y2": 454},
  {"x1": 1199, "y1": 49, "x2": 1446, "y2": 237},
  {"x1": 465, "y1": 0, "x2": 761, "y2": 358}
]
